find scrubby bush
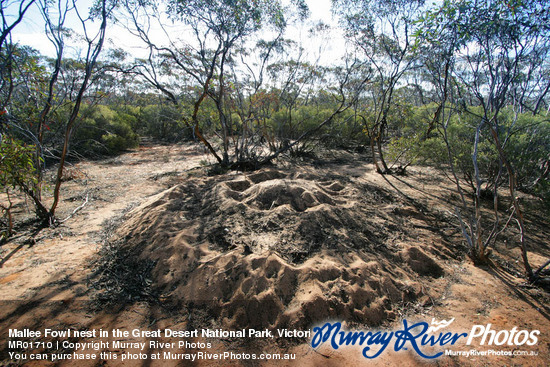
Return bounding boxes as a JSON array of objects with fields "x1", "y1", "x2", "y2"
[
  {"x1": 267, "y1": 105, "x2": 353, "y2": 144},
  {"x1": 325, "y1": 110, "x2": 366, "y2": 145},
  {"x1": 503, "y1": 111, "x2": 550, "y2": 197},
  {"x1": 138, "y1": 104, "x2": 189, "y2": 142},
  {"x1": 388, "y1": 104, "x2": 550, "y2": 201},
  {"x1": 71, "y1": 105, "x2": 139, "y2": 157},
  {"x1": 0, "y1": 137, "x2": 38, "y2": 239}
]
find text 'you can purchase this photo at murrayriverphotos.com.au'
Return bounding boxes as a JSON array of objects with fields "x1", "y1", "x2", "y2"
[
  {"x1": 5, "y1": 320, "x2": 543, "y2": 364},
  {"x1": 1, "y1": 0, "x2": 549, "y2": 366}
]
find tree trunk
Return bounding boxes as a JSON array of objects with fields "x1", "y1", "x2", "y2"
[{"x1": 488, "y1": 124, "x2": 534, "y2": 280}]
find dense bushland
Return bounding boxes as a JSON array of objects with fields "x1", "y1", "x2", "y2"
[{"x1": 1, "y1": 0, "x2": 549, "y2": 280}]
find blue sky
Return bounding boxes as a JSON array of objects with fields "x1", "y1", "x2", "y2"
[{"x1": 7, "y1": 0, "x2": 345, "y2": 64}]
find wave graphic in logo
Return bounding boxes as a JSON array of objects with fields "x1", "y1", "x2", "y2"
[{"x1": 427, "y1": 318, "x2": 455, "y2": 334}]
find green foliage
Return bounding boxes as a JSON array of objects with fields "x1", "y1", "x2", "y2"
[
  {"x1": 71, "y1": 105, "x2": 139, "y2": 157},
  {"x1": 503, "y1": 112, "x2": 550, "y2": 196},
  {"x1": 138, "y1": 104, "x2": 188, "y2": 142},
  {"x1": 0, "y1": 45, "x2": 48, "y2": 127},
  {"x1": 387, "y1": 103, "x2": 442, "y2": 166},
  {"x1": 0, "y1": 137, "x2": 38, "y2": 239},
  {"x1": 394, "y1": 106, "x2": 502, "y2": 186},
  {"x1": 418, "y1": 0, "x2": 550, "y2": 49},
  {"x1": 168, "y1": 0, "x2": 307, "y2": 34},
  {"x1": 389, "y1": 104, "x2": 550, "y2": 200},
  {"x1": 266, "y1": 105, "x2": 329, "y2": 140},
  {"x1": 323, "y1": 109, "x2": 367, "y2": 147},
  {"x1": 0, "y1": 137, "x2": 37, "y2": 191}
]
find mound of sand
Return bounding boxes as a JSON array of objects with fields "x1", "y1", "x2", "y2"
[{"x1": 108, "y1": 168, "x2": 446, "y2": 329}]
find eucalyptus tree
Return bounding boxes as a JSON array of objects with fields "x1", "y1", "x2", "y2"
[
  {"x1": 0, "y1": 0, "x2": 113, "y2": 224},
  {"x1": 418, "y1": 0, "x2": 550, "y2": 280},
  {"x1": 0, "y1": 0, "x2": 43, "y2": 235},
  {"x1": 258, "y1": 56, "x2": 371, "y2": 165},
  {"x1": 226, "y1": 37, "x2": 295, "y2": 161},
  {"x1": 38, "y1": 0, "x2": 114, "y2": 223},
  {"x1": 0, "y1": 0, "x2": 35, "y2": 51},
  {"x1": 333, "y1": 0, "x2": 425, "y2": 173},
  {"x1": 0, "y1": 0, "x2": 36, "y2": 126},
  {"x1": 266, "y1": 46, "x2": 328, "y2": 150},
  {"x1": 0, "y1": 0, "x2": 113, "y2": 229},
  {"x1": 120, "y1": 0, "x2": 308, "y2": 168}
]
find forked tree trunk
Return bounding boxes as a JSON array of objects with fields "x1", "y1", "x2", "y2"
[
  {"x1": 48, "y1": 0, "x2": 110, "y2": 221},
  {"x1": 488, "y1": 124, "x2": 534, "y2": 280}
]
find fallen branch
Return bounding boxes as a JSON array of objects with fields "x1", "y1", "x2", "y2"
[
  {"x1": 59, "y1": 192, "x2": 89, "y2": 224},
  {"x1": 533, "y1": 259, "x2": 550, "y2": 279}
]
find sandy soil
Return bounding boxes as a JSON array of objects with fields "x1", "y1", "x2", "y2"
[{"x1": 0, "y1": 142, "x2": 548, "y2": 366}]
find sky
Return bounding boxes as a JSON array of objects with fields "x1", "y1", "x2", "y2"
[{"x1": 7, "y1": 0, "x2": 347, "y2": 65}]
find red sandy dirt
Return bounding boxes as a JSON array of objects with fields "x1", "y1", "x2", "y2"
[{"x1": 1, "y1": 143, "x2": 549, "y2": 366}]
